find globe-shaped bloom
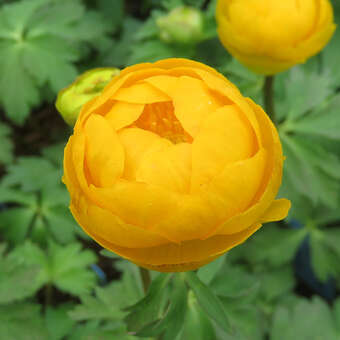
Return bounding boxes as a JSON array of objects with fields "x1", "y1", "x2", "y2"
[
  {"x1": 216, "y1": 0, "x2": 336, "y2": 75},
  {"x1": 63, "y1": 58, "x2": 290, "y2": 272}
]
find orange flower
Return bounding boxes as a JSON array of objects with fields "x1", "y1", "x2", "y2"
[
  {"x1": 63, "y1": 59, "x2": 290, "y2": 272},
  {"x1": 216, "y1": 0, "x2": 336, "y2": 75}
]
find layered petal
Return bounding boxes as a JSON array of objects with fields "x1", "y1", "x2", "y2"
[
  {"x1": 192, "y1": 68, "x2": 263, "y2": 144},
  {"x1": 89, "y1": 181, "x2": 179, "y2": 233},
  {"x1": 260, "y1": 198, "x2": 291, "y2": 223},
  {"x1": 213, "y1": 99, "x2": 284, "y2": 236},
  {"x1": 136, "y1": 142, "x2": 192, "y2": 194},
  {"x1": 113, "y1": 82, "x2": 171, "y2": 104},
  {"x1": 171, "y1": 76, "x2": 222, "y2": 137},
  {"x1": 105, "y1": 102, "x2": 145, "y2": 131},
  {"x1": 191, "y1": 105, "x2": 257, "y2": 192},
  {"x1": 81, "y1": 222, "x2": 262, "y2": 272},
  {"x1": 70, "y1": 195, "x2": 169, "y2": 248},
  {"x1": 84, "y1": 114, "x2": 124, "y2": 187},
  {"x1": 118, "y1": 127, "x2": 172, "y2": 180}
]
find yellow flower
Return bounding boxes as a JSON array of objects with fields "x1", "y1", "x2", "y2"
[
  {"x1": 63, "y1": 58, "x2": 290, "y2": 272},
  {"x1": 216, "y1": 0, "x2": 336, "y2": 75},
  {"x1": 56, "y1": 68, "x2": 120, "y2": 126}
]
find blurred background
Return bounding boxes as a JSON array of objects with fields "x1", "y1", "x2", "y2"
[{"x1": 0, "y1": 0, "x2": 340, "y2": 339}]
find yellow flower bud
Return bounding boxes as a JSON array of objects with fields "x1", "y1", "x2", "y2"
[
  {"x1": 157, "y1": 6, "x2": 204, "y2": 44},
  {"x1": 56, "y1": 68, "x2": 120, "y2": 126},
  {"x1": 63, "y1": 58, "x2": 290, "y2": 272},
  {"x1": 216, "y1": 0, "x2": 336, "y2": 75}
]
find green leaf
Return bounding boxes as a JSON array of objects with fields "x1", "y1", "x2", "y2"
[
  {"x1": 180, "y1": 291, "x2": 216, "y2": 340},
  {"x1": 42, "y1": 142, "x2": 66, "y2": 168},
  {"x1": 0, "y1": 0, "x2": 112, "y2": 123},
  {"x1": 128, "y1": 39, "x2": 194, "y2": 65},
  {"x1": 0, "y1": 303, "x2": 49, "y2": 340},
  {"x1": 288, "y1": 94, "x2": 340, "y2": 140},
  {"x1": 23, "y1": 35, "x2": 79, "y2": 92},
  {"x1": 27, "y1": 1, "x2": 85, "y2": 38},
  {"x1": 279, "y1": 66, "x2": 332, "y2": 121},
  {"x1": 47, "y1": 241, "x2": 97, "y2": 296},
  {"x1": 0, "y1": 41, "x2": 40, "y2": 124},
  {"x1": 2, "y1": 157, "x2": 61, "y2": 192},
  {"x1": 238, "y1": 223, "x2": 306, "y2": 267},
  {"x1": 334, "y1": 298, "x2": 340, "y2": 334},
  {"x1": 309, "y1": 228, "x2": 340, "y2": 282},
  {"x1": 137, "y1": 274, "x2": 188, "y2": 339},
  {"x1": 184, "y1": 271, "x2": 233, "y2": 334},
  {"x1": 97, "y1": 0, "x2": 124, "y2": 32},
  {"x1": 10, "y1": 241, "x2": 97, "y2": 297},
  {"x1": 184, "y1": 0, "x2": 205, "y2": 7},
  {"x1": 322, "y1": 3, "x2": 340, "y2": 89},
  {"x1": 0, "y1": 179, "x2": 81, "y2": 245},
  {"x1": 45, "y1": 305, "x2": 75, "y2": 340},
  {"x1": 197, "y1": 254, "x2": 226, "y2": 285},
  {"x1": 221, "y1": 59, "x2": 264, "y2": 103},
  {"x1": 281, "y1": 133, "x2": 340, "y2": 208},
  {"x1": 69, "y1": 320, "x2": 138, "y2": 340},
  {"x1": 0, "y1": 207, "x2": 35, "y2": 244},
  {"x1": 124, "y1": 273, "x2": 171, "y2": 333},
  {"x1": 0, "y1": 122, "x2": 14, "y2": 164},
  {"x1": 69, "y1": 282, "x2": 127, "y2": 321},
  {"x1": 161, "y1": 0, "x2": 183, "y2": 10},
  {"x1": 217, "y1": 302, "x2": 264, "y2": 340},
  {"x1": 258, "y1": 266, "x2": 295, "y2": 302},
  {"x1": 271, "y1": 297, "x2": 338, "y2": 340},
  {"x1": 99, "y1": 17, "x2": 142, "y2": 68},
  {"x1": 0, "y1": 245, "x2": 40, "y2": 303},
  {"x1": 211, "y1": 264, "x2": 260, "y2": 299},
  {"x1": 0, "y1": 185, "x2": 35, "y2": 205}
]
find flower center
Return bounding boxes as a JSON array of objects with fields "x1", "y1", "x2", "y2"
[{"x1": 132, "y1": 102, "x2": 192, "y2": 144}]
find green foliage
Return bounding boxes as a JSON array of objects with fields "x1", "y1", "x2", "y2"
[
  {"x1": 0, "y1": 303, "x2": 49, "y2": 340},
  {"x1": 0, "y1": 0, "x2": 340, "y2": 339},
  {"x1": 10, "y1": 241, "x2": 97, "y2": 297},
  {"x1": 0, "y1": 153, "x2": 84, "y2": 244},
  {"x1": 124, "y1": 273, "x2": 172, "y2": 334},
  {"x1": 45, "y1": 305, "x2": 76, "y2": 340},
  {"x1": 270, "y1": 297, "x2": 339, "y2": 340},
  {"x1": 185, "y1": 271, "x2": 233, "y2": 334},
  {"x1": 0, "y1": 0, "x2": 112, "y2": 124},
  {"x1": 277, "y1": 63, "x2": 340, "y2": 219},
  {"x1": 0, "y1": 122, "x2": 14, "y2": 165},
  {"x1": 0, "y1": 244, "x2": 40, "y2": 303}
]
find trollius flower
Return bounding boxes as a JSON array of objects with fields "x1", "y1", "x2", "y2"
[
  {"x1": 216, "y1": 0, "x2": 336, "y2": 75},
  {"x1": 63, "y1": 58, "x2": 290, "y2": 272}
]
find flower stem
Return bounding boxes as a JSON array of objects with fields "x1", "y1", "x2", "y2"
[
  {"x1": 264, "y1": 75, "x2": 276, "y2": 124},
  {"x1": 139, "y1": 267, "x2": 151, "y2": 293}
]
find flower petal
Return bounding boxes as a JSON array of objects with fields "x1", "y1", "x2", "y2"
[
  {"x1": 143, "y1": 75, "x2": 179, "y2": 97},
  {"x1": 105, "y1": 101, "x2": 145, "y2": 131},
  {"x1": 192, "y1": 68, "x2": 263, "y2": 145},
  {"x1": 82, "y1": 222, "x2": 262, "y2": 271},
  {"x1": 70, "y1": 196, "x2": 169, "y2": 248},
  {"x1": 191, "y1": 105, "x2": 257, "y2": 192},
  {"x1": 113, "y1": 82, "x2": 171, "y2": 104},
  {"x1": 136, "y1": 143, "x2": 192, "y2": 194},
  {"x1": 89, "y1": 181, "x2": 179, "y2": 233},
  {"x1": 171, "y1": 76, "x2": 222, "y2": 137},
  {"x1": 213, "y1": 100, "x2": 284, "y2": 236},
  {"x1": 205, "y1": 148, "x2": 267, "y2": 216},
  {"x1": 260, "y1": 198, "x2": 291, "y2": 223},
  {"x1": 118, "y1": 127, "x2": 172, "y2": 180},
  {"x1": 84, "y1": 114, "x2": 124, "y2": 187}
]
